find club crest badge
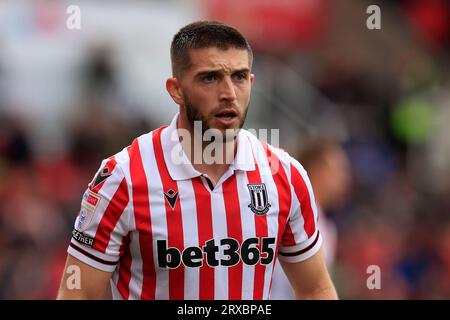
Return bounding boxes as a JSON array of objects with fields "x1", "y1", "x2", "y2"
[{"x1": 247, "y1": 183, "x2": 271, "y2": 215}]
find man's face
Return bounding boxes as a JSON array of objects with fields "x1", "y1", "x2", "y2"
[{"x1": 176, "y1": 47, "x2": 254, "y2": 139}]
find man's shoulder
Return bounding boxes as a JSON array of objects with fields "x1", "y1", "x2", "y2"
[
  {"x1": 241, "y1": 128, "x2": 298, "y2": 170},
  {"x1": 103, "y1": 125, "x2": 167, "y2": 172}
]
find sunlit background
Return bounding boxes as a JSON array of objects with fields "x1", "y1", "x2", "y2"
[{"x1": 0, "y1": 0, "x2": 449, "y2": 299}]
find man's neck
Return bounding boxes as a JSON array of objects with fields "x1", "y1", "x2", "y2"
[{"x1": 177, "y1": 114, "x2": 237, "y2": 185}]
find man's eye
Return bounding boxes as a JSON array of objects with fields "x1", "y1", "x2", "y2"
[
  {"x1": 202, "y1": 74, "x2": 216, "y2": 82},
  {"x1": 234, "y1": 73, "x2": 246, "y2": 81}
]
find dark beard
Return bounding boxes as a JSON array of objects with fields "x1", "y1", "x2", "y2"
[
  {"x1": 184, "y1": 95, "x2": 212, "y2": 134},
  {"x1": 183, "y1": 94, "x2": 249, "y2": 143}
]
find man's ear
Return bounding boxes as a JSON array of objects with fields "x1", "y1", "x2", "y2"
[
  {"x1": 250, "y1": 73, "x2": 255, "y2": 86},
  {"x1": 166, "y1": 77, "x2": 184, "y2": 105}
]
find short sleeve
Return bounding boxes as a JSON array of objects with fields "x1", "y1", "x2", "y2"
[
  {"x1": 67, "y1": 157, "x2": 130, "y2": 272},
  {"x1": 278, "y1": 157, "x2": 322, "y2": 263}
]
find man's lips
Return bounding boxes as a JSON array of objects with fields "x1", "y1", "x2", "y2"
[
  {"x1": 214, "y1": 109, "x2": 239, "y2": 125},
  {"x1": 214, "y1": 109, "x2": 238, "y2": 118}
]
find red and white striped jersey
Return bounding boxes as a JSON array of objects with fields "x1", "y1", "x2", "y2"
[{"x1": 68, "y1": 113, "x2": 322, "y2": 300}]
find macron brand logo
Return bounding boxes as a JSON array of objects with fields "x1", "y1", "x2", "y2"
[
  {"x1": 92, "y1": 167, "x2": 112, "y2": 189},
  {"x1": 164, "y1": 189, "x2": 179, "y2": 209}
]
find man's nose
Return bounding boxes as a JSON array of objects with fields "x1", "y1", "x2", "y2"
[{"x1": 219, "y1": 76, "x2": 237, "y2": 101}]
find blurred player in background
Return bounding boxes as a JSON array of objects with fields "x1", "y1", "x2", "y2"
[{"x1": 271, "y1": 140, "x2": 351, "y2": 299}]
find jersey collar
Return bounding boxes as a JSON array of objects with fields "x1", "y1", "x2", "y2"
[{"x1": 160, "y1": 112, "x2": 255, "y2": 181}]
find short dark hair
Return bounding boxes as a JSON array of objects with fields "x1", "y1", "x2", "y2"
[{"x1": 170, "y1": 20, "x2": 253, "y2": 77}]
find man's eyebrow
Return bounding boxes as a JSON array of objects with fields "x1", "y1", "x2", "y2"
[
  {"x1": 195, "y1": 68, "x2": 250, "y2": 77},
  {"x1": 232, "y1": 68, "x2": 250, "y2": 74}
]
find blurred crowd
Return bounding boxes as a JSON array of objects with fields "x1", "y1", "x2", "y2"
[
  {"x1": 0, "y1": 39, "x2": 157, "y2": 298},
  {"x1": 1, "y1": 0, "x2": 450, "y2": 299}
]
